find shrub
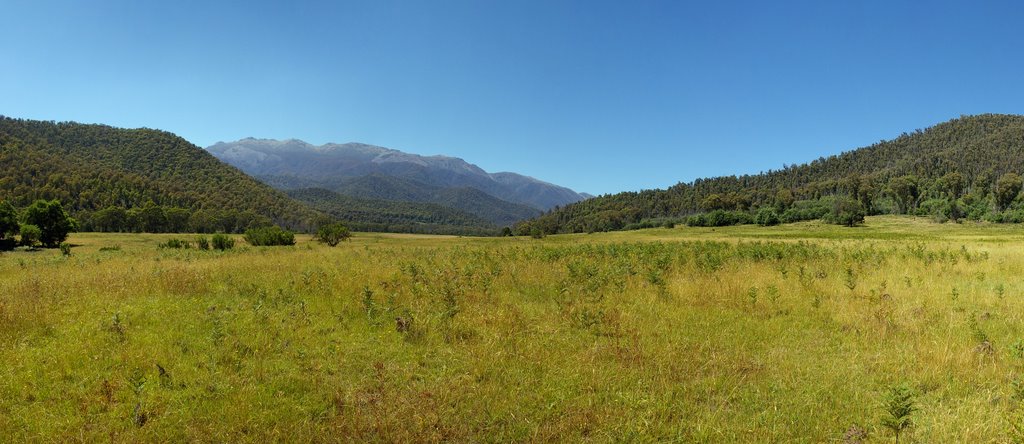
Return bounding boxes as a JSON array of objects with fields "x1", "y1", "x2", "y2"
[
  {"x1": 244, "y1": 226, "x2": 296, "y2": 246},
  {"x1": 211, "y1": 233, "x2": 235, "y2": 250},
  {"x1": 316, "y1": 223, "x2": 351, "y2": 246},
  {"x1": 881, "y1": 383, "x2": 916, "y2": 443},
  {"x1": 59, "y1": 242, "x2": 72, "y2": 256},
  {"x1": 19, "y1": 224, "x2": 41, "y2": 248},
  {"x1": 754, "y1": 207, "x2": 780, "y2": 226},
  {"x1": 196, "y1": 236, "x2": 211, "y2": 250}
]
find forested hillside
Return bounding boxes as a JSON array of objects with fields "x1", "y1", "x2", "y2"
[
  {"x1": 287, "y1": 188, "x2": 501, "y2": 236},
  {"x1": 0, "y1": 117, "x2": 321, "y2": 232},
  {"x1": 327, "y1": 174, "x2": 540, "y2": 226},
  {"x1": 520, "y1": 114, "x2": 1024, "y2": 234}
]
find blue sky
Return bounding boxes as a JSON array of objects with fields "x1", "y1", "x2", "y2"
[{"x1": 2, "y1": 1, "x2": 1023, "y2": 195}]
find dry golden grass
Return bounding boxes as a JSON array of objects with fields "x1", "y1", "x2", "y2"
[{"x1": 1, "y1": 216, "x2": 1023, "y2": 442}]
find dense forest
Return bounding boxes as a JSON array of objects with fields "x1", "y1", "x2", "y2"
[
  {"x1": 263, "y1": 174, "x2": 541, "y2": 226},
  {"x1": 517, "y1": 114, "x2": 1024, "y2": 234},
  {"x1": 0, "y1": 117, "x2": 323, "y2": 232},
  {"x1": 287, "y1": 188, "x2": 502, "y2": 236}
]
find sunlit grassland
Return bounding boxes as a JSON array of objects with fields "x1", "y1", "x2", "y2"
[{"x1": 2, "y1": 216, "x2": 1024, "y2": 442}]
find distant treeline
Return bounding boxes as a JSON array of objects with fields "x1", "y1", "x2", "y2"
[
  {"x1": 78, "y1": 204, "x2": 277, "y2": 233},
  {"x1": 287, "y1": 188, "x2": 505, "y2": 236}
]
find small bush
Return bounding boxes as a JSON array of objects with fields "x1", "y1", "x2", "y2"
[
  {"x1": 59, "y1": 242, "x2": 72, "y2": 256},
  {"x1": 211, "y1": 233, "x2": 235, "y2": 250},
  {"x1": 316, "y1": 223, "x2": 351, "y2": 246},
  {"x1": 881, "y1": 383, "x2": 916, "y2": 443},
  {"x1": 196, "y1": 236, "x2": 211, "y2": 250},
  {"x1": 244, "y1": 226, "x2": 296, "y2": 246},
  {"x1": 19, "y1": 224, "x2": 41, "y2": 248}
]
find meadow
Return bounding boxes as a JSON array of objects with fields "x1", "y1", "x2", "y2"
[{"x1": 1, "y1": 216, "x2": 1023, "y2": 442}]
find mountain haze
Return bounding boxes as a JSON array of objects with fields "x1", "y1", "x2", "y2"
[{"x1": 206, "y1": 138, "x2": 589, "y2": 211}]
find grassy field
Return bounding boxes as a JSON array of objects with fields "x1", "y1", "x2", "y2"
[{"x1": 2, "y1": 216, "x2": 1023, "y2": 442}]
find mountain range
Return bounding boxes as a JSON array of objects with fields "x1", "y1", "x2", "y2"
[
  {"x1": 206, "y1": 138, "x2": 591, "y2": 213},
  {"x1": 0, "y1": 117, "x2": 575, "y2": 235},
  {"x1": 5, "y1": 114, "x2": 1024, "y2": 237}
]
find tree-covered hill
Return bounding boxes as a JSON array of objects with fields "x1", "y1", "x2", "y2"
[
  {"x1": 520, "y1": 114, "x2": 1024, "y2": 234},
  {"x1": 0, "y1": 117, "x2": 321, "y2": 231},
  {"x1": 328, "y1": 174, "x2": 541, "y2": 226},
  {"x1": 286, "y1": 187, "x2": 501, "y2": 236}
]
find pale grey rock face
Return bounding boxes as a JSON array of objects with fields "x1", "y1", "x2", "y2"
[{"x1": 207, "y1": 138, "x2": 589, "y2": 211}]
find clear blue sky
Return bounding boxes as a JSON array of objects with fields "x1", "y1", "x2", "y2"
[{"x1": 3, "y1": 1, "x2": 1023, "y2": 195}]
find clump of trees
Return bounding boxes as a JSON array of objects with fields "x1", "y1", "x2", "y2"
[
  {"x1": 244, "y1": 226, "x2": 295, "y2": 246},
  {"x1": 23, "y1": 199, "x2": 78, "y2": 247},
  {"x1": 86, "y1": 204, "x2": 273, "y2": 234},
  {"x1": 821, "y1": 197, "x2": 865, "y2": 227},
  {"x1": 316, "y1": 222, "x2": 351, "y2": 246},
  {"x1": 0, "y1": 199, "x2": 77, "y2": 250},
  {"x1": 686, "y1": 210, "x2": 752, "y2": 227}
]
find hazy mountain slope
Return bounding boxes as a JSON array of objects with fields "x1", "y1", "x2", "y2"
[
  {"x1": 522, "y1": 114, "x2": 1024, "y2": 234},
  {"x1": 207, "y1": 138, "x2": 588, "y2": 210},
  {"x1": 331, "y1": 175, "x2": 541, "y2": 226},
  {"x1": 286, "y1": 188, "x2": 499, "y2": 236},
  {"x1": 0, "y1": 116, "x2": 321, "y2": 230}
]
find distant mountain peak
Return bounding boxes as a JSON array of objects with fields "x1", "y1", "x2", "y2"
[{"x1": 207, "y1": 138, "x2": 589, "y2": 211}]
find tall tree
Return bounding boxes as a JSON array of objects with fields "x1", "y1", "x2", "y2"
[
  {"x1": 887, "y1": 176, "x2": 919, "y2": 214},
  {"x1": 995, "y1": 173, "x2": 1023, "y2": 211},
  {"x1": 0, "y1": 201, "x2": 18, "y2": 243}
]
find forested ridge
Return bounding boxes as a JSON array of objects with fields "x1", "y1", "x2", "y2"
[
  {"x1": 0, "y1": 117, "x2": 321, "y2": 232},
  {"x1": 520, "y1": 114, "x2": 1024, "y2": 234},
  {"x1": 287, "y1": 187, "x2": 502, "y2": 236}
]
